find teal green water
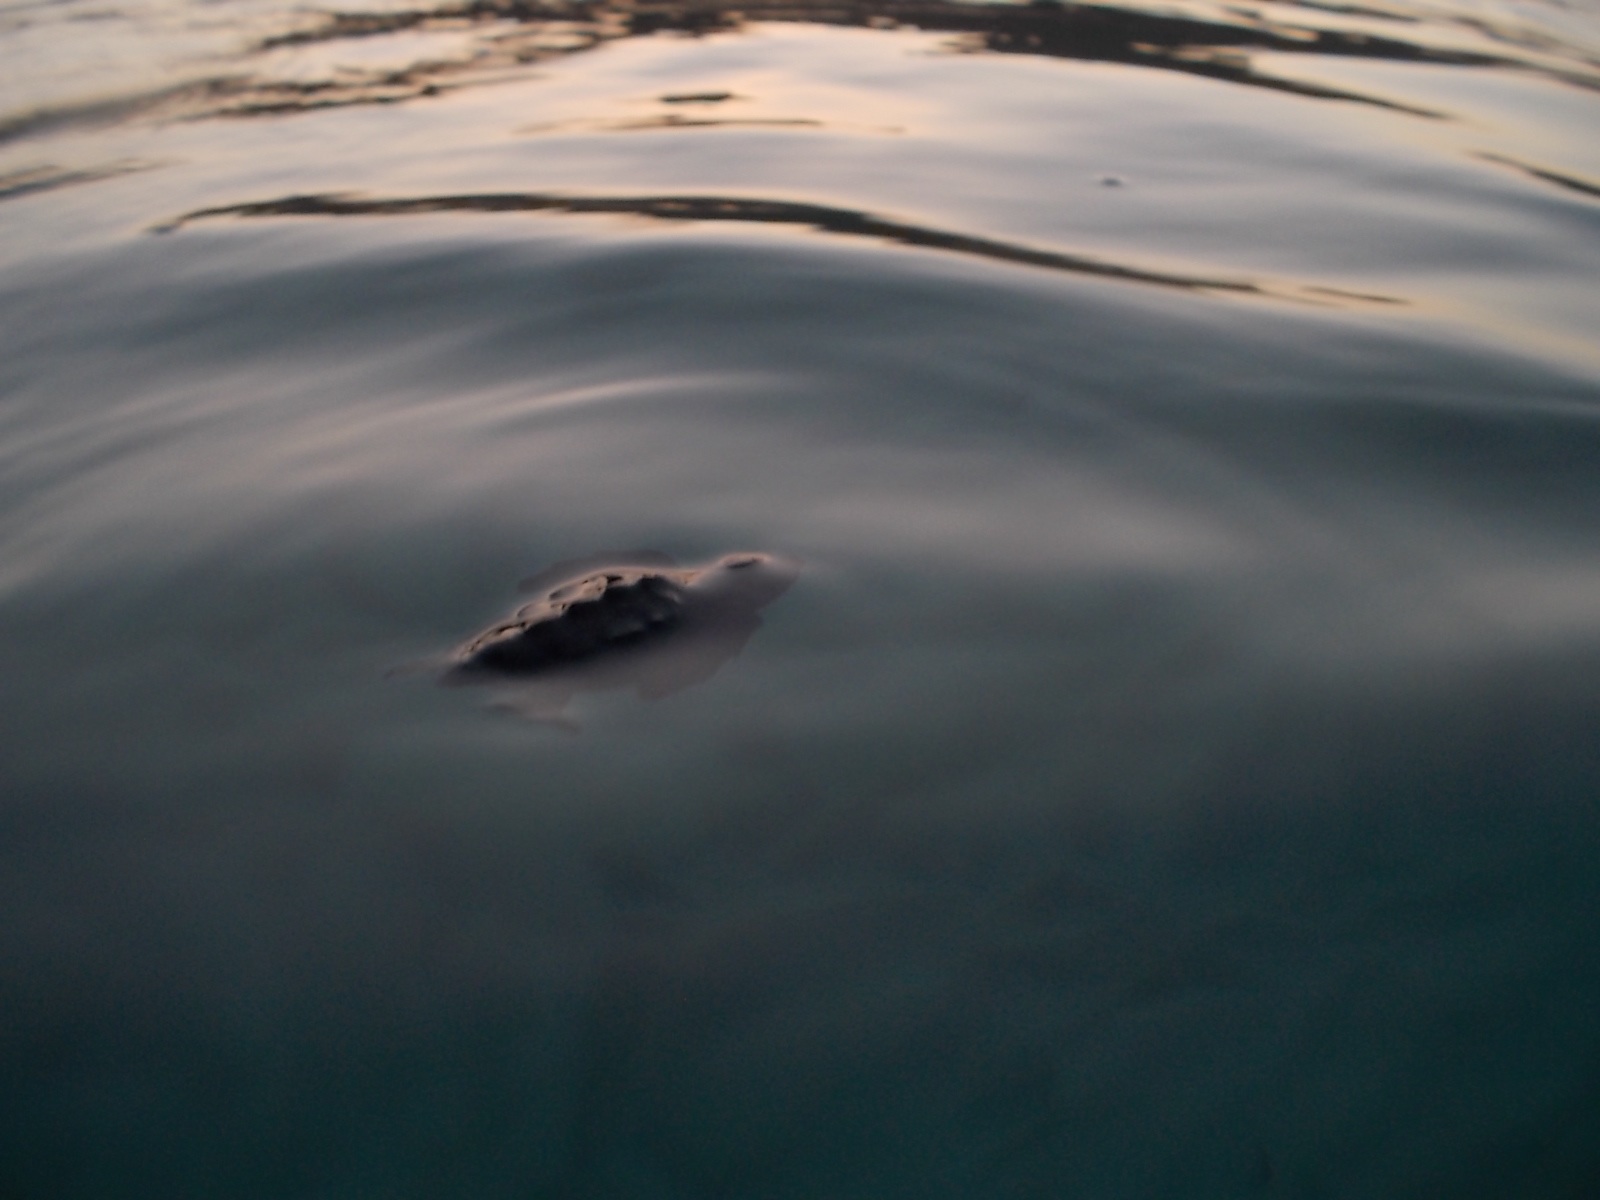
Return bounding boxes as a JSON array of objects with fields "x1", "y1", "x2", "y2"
[{"x1": 2, "y1": 0, "x2": 1599, "y2": 1194}]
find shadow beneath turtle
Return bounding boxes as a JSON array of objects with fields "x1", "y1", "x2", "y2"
[{"x1": 435, "y1": 550, "x2": 800, "y2": 728}]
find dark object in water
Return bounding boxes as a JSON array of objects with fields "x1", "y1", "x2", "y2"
[
  {"x1": 452, "y1": 565, "x2": 687, "y2": 674},
  {"x1": 440, "y1": 550, "x2": 799, "y2": 724}
]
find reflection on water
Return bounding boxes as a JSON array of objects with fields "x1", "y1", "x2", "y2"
[
  {"x1": 0, "y1": 158, "x2": 152, "y2": 202},
  {"x1": 242, "y1": 0, "x2": 1526, "y2": 118},
  {"x1": 160, "y1": 187, "x2": 1405, "y2": 303},
  {"x1": 7, "y1": 0, "x2": 1599, "y2": 134},
  {"x1": 2, "y1": 0, "x2": 1599, "y2": 1194},
  {"x1": 1477, "y1": 150, "x2": 1600, "y2": 200}
]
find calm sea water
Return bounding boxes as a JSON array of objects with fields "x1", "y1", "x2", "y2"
[{"x1": 3, "y1": 0, "x2": 1600, "y2": 1194}]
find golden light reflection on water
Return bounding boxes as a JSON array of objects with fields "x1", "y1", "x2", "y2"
[
  {"x1": 8, "y1": 0, "x2": 1598, "y2": 143},
  {"x1": 503, "y1": 28, "x2": 934, "y2": 137}
]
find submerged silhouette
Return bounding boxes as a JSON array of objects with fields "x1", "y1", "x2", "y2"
[{"x1": 437, "y1": 550, "x2": 799, "y2": 726}]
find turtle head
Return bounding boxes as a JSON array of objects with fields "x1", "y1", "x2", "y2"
[{"x1": 690, "y1": 551, "x2": 801, "y2": 610}]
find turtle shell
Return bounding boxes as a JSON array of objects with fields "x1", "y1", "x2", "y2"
[{"x1": 453, "y1": 567, "x2": 688, "y2": 674}]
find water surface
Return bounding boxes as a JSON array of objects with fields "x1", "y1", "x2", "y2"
[{"x1": 2, "y1": 0, "x2": 1600, "y2": 1194}]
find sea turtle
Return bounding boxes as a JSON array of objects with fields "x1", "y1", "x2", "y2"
[{"x1": 436, "y1": 550, "x2": 799, "y2": 725}]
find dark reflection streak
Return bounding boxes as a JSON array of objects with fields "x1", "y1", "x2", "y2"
[
  {"x1": 10, "y1": 0, "x2": 1586, "y2": 139},
  {"x1": 1478, "y1": 152, "x2": 1600, "y2": 201},
  {"x1": 865, "y1": 0, "x2": 1496, "y2": 65},
  {"x1": 211, "y1": 88, "x2": 435, "y2": 119},
  {"x1": 1550, "y1": 70, "x2": 1600, "y2": 95},
  {"x1": 0, "y1": 160, "x2": 151, "y2": 203},
  {"x1": 611, "y1": 116, "x2": 821, "y2": 129},
  {"x1": 0, "y1": 86, "x2": 203, "y2": 149},
  {"x1": 259, "y1": 6, "x2": 457, "y2": 47},
  {"x1": 1304, "y1": 284, "x2": 1405, "y2": 305},
  {"x1": 265, "y1": 0, "x2": 1502, "y2": 67},
  {"x1": 246, "y1": 0, "x2": 1540, "y2": 121},
  {"x1": 528, "y1": 116, "x2": 825, "y2": 130},
  {"x1": 1278, "y1": 0, "x2": 1419, "y2": 23},
  {"x1": 1450, "y1": 12, "x2": 1600, "y2": 63},
  {"x1": 0, "y1": 74, "x2": 435, "y2": 147},
  {"x1": 1010, "y1": 47, "x2": 1446, "y2": 116},
  {"x1": 157, "y1": 190, "x2": 1405, "y2": 305},
  {"x1": 645, "y1": 0, "x2": 1534, "y2": 77}
]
